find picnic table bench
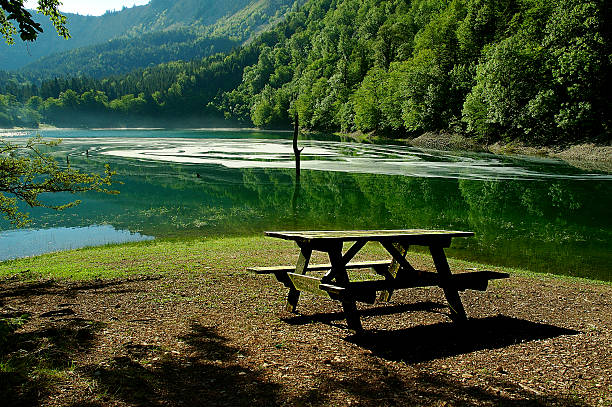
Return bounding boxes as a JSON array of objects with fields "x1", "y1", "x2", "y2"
[{"x1": 249, "y1": 229, "x2": 508, "y2": 332}]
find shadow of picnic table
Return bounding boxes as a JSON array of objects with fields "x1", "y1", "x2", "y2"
[
  {"x1": 345, "y1": 314, "x2": 579, "y2": 364},
  {"x1": 285, "y1": 303, "x2": 578, "y2": 364},
  {"x1": 283, "y1": 301, "x2": 448, "y2": 328}
]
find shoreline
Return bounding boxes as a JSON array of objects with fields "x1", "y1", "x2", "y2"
[
  {"x1": 0, "y1": 126, "x2": 293, "y2": 133},
  {"x1": 1, "y1": 235, "x2": 610, "y2": 285},
  {"x1": 339, "y1": 131, "x2": 612, "y2": 173}
]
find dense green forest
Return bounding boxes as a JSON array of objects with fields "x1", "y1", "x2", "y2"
[
  {"x1": 1, "y1": 0, "x2": 610, "y2": 145},
  {"x1": 19, "y1": 31, "x2": 239, "y2": 80},
  {"x1": 0, "y1": 0, "x2": 300, "y2": 73}
]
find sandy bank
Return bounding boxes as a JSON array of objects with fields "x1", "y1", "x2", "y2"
[{"x1": 345, "y1": 131, "x2": 612, "y2": 173}]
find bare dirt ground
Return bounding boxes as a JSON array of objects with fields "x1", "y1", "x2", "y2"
[{"x1": 1, "y1": 257, "x2": 611, "y2": 406}]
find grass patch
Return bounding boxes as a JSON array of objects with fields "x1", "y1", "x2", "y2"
[
  {"x1": 0, "y1": 235, "x2": 609, "y2": 285},
  {"x1": 0, "y1": 313, "x2": 30, "y2": 347}
]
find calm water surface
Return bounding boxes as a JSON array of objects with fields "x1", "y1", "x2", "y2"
[{"x1": 1, "y1": 128, "x2": 610, "y2": 281}]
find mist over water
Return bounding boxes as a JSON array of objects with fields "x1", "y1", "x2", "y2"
[
  {"x1": 1, "y1": 129, "x2": 610, "y2": 281},
  {"x1": 53, "y1": 133, "x2": 610, "y2": 181}
]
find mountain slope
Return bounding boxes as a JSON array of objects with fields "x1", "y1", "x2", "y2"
[
  {"x1": 3, "y1": 0, "x2": 607, "y2": 146},
  {"x1": 20, "y1": 30, "x2": 239, "y2": 80},
  {"x1": 206, "y1": 0, "x2": 302, "y2": 40},
  {"x1": 0, "y1": 0, "x2": 297, "y2": 73}
]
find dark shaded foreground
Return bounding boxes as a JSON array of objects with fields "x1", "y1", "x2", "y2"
[
  {"x1": 1, "y1": 312, "x2": 586, "y2": 407},
  {"x1": 348, "y1": 314, "x2": 580, "y2": 363},
  {"x1": 0, "y1": 272, "x2": 606, "y2": 406}
]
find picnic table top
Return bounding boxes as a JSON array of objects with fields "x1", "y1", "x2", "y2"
[{"x1": 265, "y1": 229, "x2": 474, "y2": 243}]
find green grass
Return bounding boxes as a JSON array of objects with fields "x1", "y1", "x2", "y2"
[
  {"x1": 0, "y1": 235, "x2": 609, "y2": 286},
  {"x1": 0, "y1": 236, "x2": 276, "y2": 280}
]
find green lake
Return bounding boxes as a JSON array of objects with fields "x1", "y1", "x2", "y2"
[{"x1": 1, "y1": 128, "x2": 610, "y2": 282}]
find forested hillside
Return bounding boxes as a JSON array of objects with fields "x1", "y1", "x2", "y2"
[
  {"x1": 0, "y1": 0, "x2": 300, "y2": 75},
  {"x1": 20, "y1": 31, "x2": 239, "y2": 80},
  {"x1": 2, "y1": 0, "x2": 610, "y2": 145},
  {"x1": 230, "y1": 0, "x2": 610, "y2": 144}
]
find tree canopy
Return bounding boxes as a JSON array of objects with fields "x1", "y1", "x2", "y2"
[
  {"x1": 0, "y1": 0, "x2": 610, "y2": 145},
  {"x1": 0, "y1": 0, "x2": 68, "y2": 44},
  {"x1": 1, "y1": 1, "x2": 116, "y2": 226}
]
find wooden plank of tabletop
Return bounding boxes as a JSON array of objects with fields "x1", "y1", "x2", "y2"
[{"x1": 265, "y1": 229, "x2": 474, "y2": 243}]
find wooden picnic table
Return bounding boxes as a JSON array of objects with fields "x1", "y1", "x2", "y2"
[{"x1": 249, "y1": 229, "x2": 508, "y2": 332}]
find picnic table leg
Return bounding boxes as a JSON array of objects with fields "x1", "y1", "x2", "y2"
[
  {"x1": 327, "y1": 244, "x2": 363, "y2": 332},
  {"x1": 377, "y1": 242, "x2": 409, "y2": 302},
  {"x1": 429, "y1": 245, "x2": 468, "y2": 324},
  {"x1": 285, "y1": 245, "x2": 312, "y2": 313}
]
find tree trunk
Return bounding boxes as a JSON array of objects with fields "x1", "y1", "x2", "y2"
[
  {"x1": 291, "y1": 113, "x2": 302, "y2": 218},
  {"x1": 293, "y1": 113, "x2": 302, "y2": 183}
]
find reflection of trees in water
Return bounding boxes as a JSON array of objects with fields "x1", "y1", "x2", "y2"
[
  {"x1": 457, "y1": 178, "x2": 603, "y2": 240},
  {"x1": 4, "y1": 156, "x2": 610, "y2": 279},
  {"x1": 455, "y1": 178, "x2": 611, "y2": 279},
  {"x1": 240, "y1": 169, "x2": 611, "y2": 278}
]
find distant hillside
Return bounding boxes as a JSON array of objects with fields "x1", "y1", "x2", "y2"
[
  {"x1": 20, "y1": 30, "x2": 239, "y2": 80},
  {"x1": 206, "y1": 0, "x2": 303, "y2": 40},
  {"x1": 0, "y1": 13, "x2": 113, "y2": 71},
  {"x1": 2, "y1": 0, "x2": 608, "y2": 147},
  {"x1": 0, "y1": 0, "x2": 300, "y2": 76}
]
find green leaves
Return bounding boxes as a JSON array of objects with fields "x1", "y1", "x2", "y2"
[
  {"x1": 463, "y1": 35, "x2": 549, "y2": 142},
  {"x1": 243, "y1": 0, "x2": 610, "y2": 144},
  {"x1": 0, "y1": 136, "x2": 117, "y2": 227},
  {"x1": 462, "y1": 0, "x2": 610, "y2": 144},
  {"x1": 1, "y1": 0, "x2": 609, "y2": 145},
  {"x1": 353, "y1": 68, "x2": 386, "y2": 132},
  {"x1": 0, "y1": 0, "x2": 68, "y2": 44}
]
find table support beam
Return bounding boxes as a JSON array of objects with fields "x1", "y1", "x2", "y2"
[
  {"x1": 381, "y1": 241, "x2": 416, "y2": 273},
  {"x1": 327, "y1": 244, "x2": 363, "y2": 332},
  {"x1": 285, "y1": 245, "x2": 312, "y2": 312},
  {"x1": 378, "y1": 242, "x2": 413, "y2": 302},
  {"x1": 320, "y1": 242, "x2": 343, "y2": 284},
  {"x1": 429, "y1": 245, "x2": 468, "y2": 323},
  {"x1": 341, "y1": 240, "x2": 366, "y2": 264}
]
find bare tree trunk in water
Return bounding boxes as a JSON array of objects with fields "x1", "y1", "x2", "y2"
[
  {"x1": 292, "y1": 113, "x2": 302, "y2": 216},
  {"x1": 293, "y1": 113, "x2": 302, "y2": 182}
]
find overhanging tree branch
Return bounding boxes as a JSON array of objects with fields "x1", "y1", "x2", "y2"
[
  {"x1": 0, "y1": 136, "x2": 117, "y2": 227},
  {"x1": 0, "y1": 0, "x2": 69, "y2": 44},
  {"x1": 0, "y1": 2, "x2": 114, "y2": 227}
]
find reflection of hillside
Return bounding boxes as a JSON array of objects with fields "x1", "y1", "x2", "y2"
[
  {"x1": 2, "y1": 155, "x2": 610, "y2": 280},
  {"x1": 457, "y1": 179, "x2": 611, "y2": 279}
]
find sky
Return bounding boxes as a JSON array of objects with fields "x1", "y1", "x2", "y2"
[{"x1": 24, "y1": 0, "x2": 151, "y2": 16}]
